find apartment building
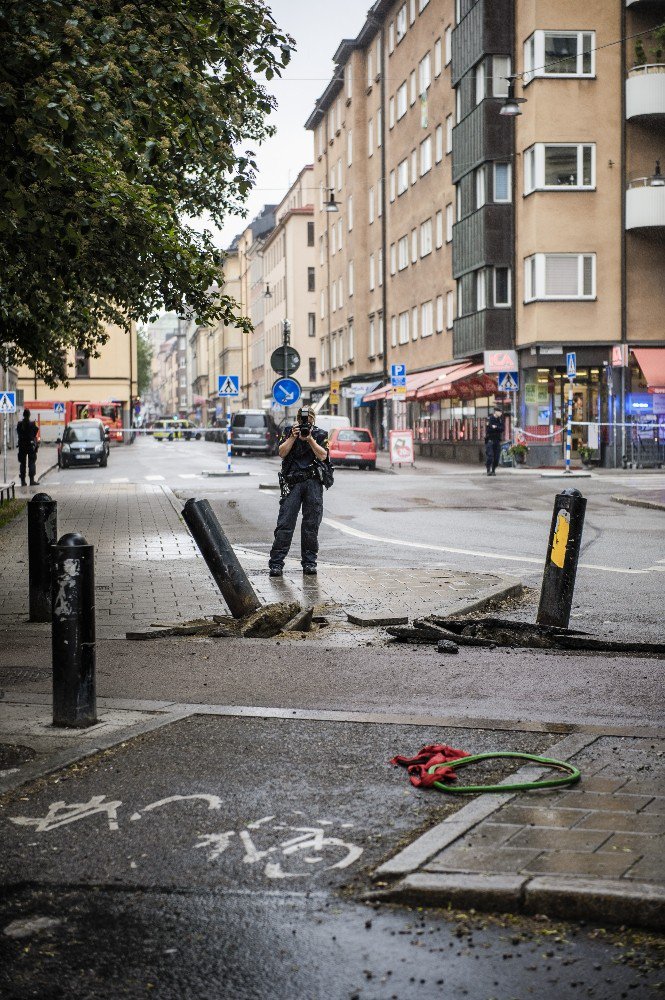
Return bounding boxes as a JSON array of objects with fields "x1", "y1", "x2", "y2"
[{"x1": 307, "y1": 0, "x2": 665, "y2": 465}]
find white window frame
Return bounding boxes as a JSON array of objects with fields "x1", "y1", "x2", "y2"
[
  {"x1": 435, "y1": 210, "x2": 443, "y2": 249},
  {"x1": 389, "y1": 96, "x2": 395, "y2": 129},
  {"x1": 435, "y1": 124, "x2": 443, "y2": 163},
  {"x1": 475, "y1": 165, "x2": 486, "y2": 209},
  {"x1": 391, "y1": 315, "x2": 398, "y2": 348},
  {"x1": 444, "y1": 26, "x2": 452, "y2": 66},
  {"x1": 524, "y1": 253, "x2": 596, "y2": 301},
  {"x1": 493, "y1": 162, "x2": 512, "y2": 203},
  {"x1": 378, "y1": 178, "x2": 383, "y2": 216},
  {"x1": 378, "y1": 247, "x2": 383, "y2": 285},
  {"x1": 409, "y1": 0, "x2": 416, "y2": 25},
  {"x1": 434, "y1": 38, "x2": 442, "y2": 77},
  {"x1": 445, "y1": 114, "x2": 453, "y2": 154},
  {"x1": 411, "y1": 306, "x2": 418, "y2": 341},
  {"x1": 347, "y1": 195, "x2": 353, "y2": 230},
  {"x1": 446, "y1": 290, "x2": 454, "y2": 330},
  {"x1": 369, "y1": 315, "x2": 376, "y2": 356},
  {"x1": 446, "y1": 203, "x2": 453, "y2": 243},
  {"x1": 320, "y1": 290, "x2": 325, "y2": 319},
  {"x1": 376, "y1": 36, "x2": 382, "y2": 78},
  {"x1": 396, "y1": 4, "x2": 407, "y2": 43},
  {"x1": 337, "y1": 218, "x2": 342, "y2": 251},
  {"x1": 331, "y1": 281, "x2": 337, "y2": 312},
  {"x1": 369, "y1": 253, "x2": 375, "y2": 291},
  {"x1": 524, "y1": 30, "x2": 595, "y2": 85},
  {"x1": 331, "y1": 332, "x2": 337, "y2": 369},
  {"x1": 421, "y1": 300, "x2": 433, "y2": 338},
  {"x1": 411, "y1": 227, "x2": 418, "y2": 264},
  {"x1": 377, "y1": 109, "x2": 382, "y2": 146},
  {"x1": 523, "y1": 143, "x2": 596, "y2": 194},
  {"x1": 390, "y1": 242, "x2": 396, "y2": 275},
  {"x1": 348, "y1": 260, "x2": 354, "y2": 297},
  {"x1": 420, "y1": 218, "x2": 433, "y2": 257},
  {"x1": 492, "y1": 56, "x2": 511, "y2": 97},
  {"x1": 474, "y1": 61, "x2": 485, "y2": 105},
  {"x1": 369, "y1": 186, "x2": 375, "y2": 223},
  {"x1": 398, "y1": 311, "x2": 409, "y2": 345},
  {"x1": 348, "y1": 321, "x2": 354, "y2": 361},
  {"x1": 389, "y1": 21, "x2": 395, "y2": 54},
  {"x1": 419, "y1": 52, "x2": 432, "y2": 93},
  {"x1": 345, "y1": 63, "x2": 353, "y2": 100},
  {"x1": 346, "y1": 129, "x2": 353, "y2": 166},
  {"x1": 331, "y1": 224, "x2": 336, "y2": 256},
  {"x1": 336, "y1": 158, "x2": 342, "y2": 191},
  {"x1": 338, "y1": 275, "x2": 343, "y2": 307},
  {"x1": 410, "y1": 148, "x2": 418, "y2": 185},
  {"x1": 397, "y1": 158, "x2": 409, "y2": 195},
  {"x1": 493, "y1": 266, "x2": 511, "y2": 307},
  {"x1": 476, "y1": 269, "x2": 486, "y2": 311},
  {"x1": 397, "y1": 81, "x2": 408, "y2": 119},
  {"x1": 410, "y1": 69, "x2": 417, "y2": 106},
  {"x1": 398, "y1": 235, "x2": 409, "y2": 271},
  {"x1": 419, "y1": 0, "x2": 430, "y2": 12},
  {"x1": 389, "y1": 170, "x2": 396, "y2": 203},
  {"x1": 436, "y1": 295, "x2": 444, "y2": 333},
  {"x1": 367, "y1": 50, "x2": 373, "y2": 88},
  {"x1": 368, "y1": 118, "x2": 374, "y2": 157},
  {"x1": 420, "y1": 135, "x2": 432, "y2": 176}
]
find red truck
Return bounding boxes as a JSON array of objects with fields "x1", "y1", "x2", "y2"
[{"x1": 22, "y1": 401, "x2": 124, "y2": 443}]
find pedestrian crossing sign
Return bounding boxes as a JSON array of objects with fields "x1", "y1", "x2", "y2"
[
  {"x1": 498, "y1": 371, "x2": 519, "y2": 393},
  {"x1": 0, "y1": 391, "x2": 16, "y2": 413},
  {"x1": 218, "y1": 375, "x2": 239, "y2": 397}
]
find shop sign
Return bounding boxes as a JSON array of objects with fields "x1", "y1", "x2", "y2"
[
  {"x1": 483, "y1": 350, "x2": 518, "y2": 373},
  {"x1": 389, "y1": 429, "x2": 415, "y2": 466},
  {"x1": 525, "y1": 384, "x2": 549, "y2": 405},
  {"x1": 612, "y1": 344, "x2": 629, "y2": 367},
  {"x1": 330, "y1": 380, "x2": 340, "y2": 406}
]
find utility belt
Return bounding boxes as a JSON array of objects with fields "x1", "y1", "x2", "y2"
[{"x1": 278, "y1": 465, "x2": 321, "y2": 499}]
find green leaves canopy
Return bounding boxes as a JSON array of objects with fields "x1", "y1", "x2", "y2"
[{"x1": 0, "y1": 1, "x2": 292, "y2": 383}]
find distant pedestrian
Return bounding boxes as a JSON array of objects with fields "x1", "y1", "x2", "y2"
[
  {"x1": 484, "y1": 406, "x2": 504, "y2": 476},
  {"x1": 17, "y1": 408, "x2": 39, "y2": 486},
  {"x1": 268, "y1": 406, "x2": 330, "y2": 577}
]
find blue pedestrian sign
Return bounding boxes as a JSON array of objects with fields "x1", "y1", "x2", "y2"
[
  {"x1": 0, "y1": 391, "x2": 16, "y2": 414},
  {"x1": 54, "y1": 401, "x2": 65, "y2": 414},
  {"x1": 498, "y1": 371, "x2": 519, "y2": 393},
  {"x1": 218, "y1": 375, "x2": 239, "y2": 397},
  {"x1": 566, "y1": 352, "x2": 577, "y2": 379},
  {"x1": 272, "y1": 377, "x2": 301, "y2": 407}
]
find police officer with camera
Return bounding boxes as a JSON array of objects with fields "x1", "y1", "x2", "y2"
[{"x1": 269, "y1": 406, "x2": 329, "y2": 577}]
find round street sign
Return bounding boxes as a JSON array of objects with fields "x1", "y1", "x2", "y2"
[
  {"x1": 270, "y1": 345, "x2": 301, "y2": 376},
  {"x1": 272, "y1": 377, "x2": 302, "y2": 408}
]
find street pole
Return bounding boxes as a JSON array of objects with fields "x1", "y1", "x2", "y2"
[
  {"x1": 3, "y1": 348, "x2": 8, "y2": 486},
  {"x1": 226, "y1": 397, "x2": 232, "y2": 474},
  {"x1": 564, "y1": 379, "x2": 573, "y2": 475},
  {"x1": 283, "y1": 318, "x2": 290, "y2": 425}
]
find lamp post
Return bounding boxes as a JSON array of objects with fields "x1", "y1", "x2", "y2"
[
  {"x1": 324, "y1": 187, "x2": 339, "y2": 415},
  {"x1": 499, "y1": 78, "x2": 527, "y2": 117}
]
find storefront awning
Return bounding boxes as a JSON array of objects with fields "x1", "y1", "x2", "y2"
[
  {"x1": 362, "y1": 364, "x2": 470, "y2": 403},
  {"x1": 415, "y1": 363, "x2": 498, "y2": 402},
  {"x1": 632, "y1": 348, "x2": 665, "y2": 393}
]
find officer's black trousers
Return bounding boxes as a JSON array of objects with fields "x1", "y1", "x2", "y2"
[
  {"x1": 485, "y1": 439, "x2": 500, "y2": 473},
  {"x1": 18, "y1": 447, "x2": 36, "y2": 484},
  {"x1": 269, "y1": 478, "x2": 323, "y2": 570}
]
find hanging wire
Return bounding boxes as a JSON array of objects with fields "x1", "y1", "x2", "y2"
[{"x1": 514, "y1": 23, "x2": 665, "y2": 80}]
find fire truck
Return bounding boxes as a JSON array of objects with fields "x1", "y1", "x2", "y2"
[{"x1": 22, "y1": 401, "x2": 125, "y2": 443}]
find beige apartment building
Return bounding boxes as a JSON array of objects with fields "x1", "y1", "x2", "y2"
[{"x1": 306, "y1": 0, "x2": 665, "y2": 466}]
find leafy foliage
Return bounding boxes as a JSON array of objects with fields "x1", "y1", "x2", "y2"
[
  {"x1": 136, "y1": 326, "x2": 152, "y2": 396},
  {"x1": 0, "y1": 1, "x2": 292, "y2": 383}
]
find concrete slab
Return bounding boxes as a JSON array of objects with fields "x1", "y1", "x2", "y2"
[{"x1": 611, "y1": 494, "x2": 665, "y2": 512}]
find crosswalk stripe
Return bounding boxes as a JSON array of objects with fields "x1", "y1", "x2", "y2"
[
  {"x1": 75, "y1": 480, "x2": 94, "y2": 485},
  {"x1": 145, "y1": 475, "x2": 165, "y2": 481},
  {"x1": 110, "y1": 477, "x2": 129, "y2": 483}
]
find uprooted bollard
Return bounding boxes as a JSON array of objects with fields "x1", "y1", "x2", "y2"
[{"x1": 537, "y1": 488, "x2": 587, "y2": 629}]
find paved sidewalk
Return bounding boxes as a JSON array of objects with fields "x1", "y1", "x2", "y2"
[{"x1": 373, "y1": 732, "x2": 665, "y2": 929}]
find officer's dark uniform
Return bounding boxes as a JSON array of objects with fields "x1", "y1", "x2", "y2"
[
  {"x1": 269, "y1": 425, "x2": 328, "y2": 573},
  {"x1": 484, "y1": 412, "x2": 503, "y2": 476},
  {"x1": 17, "y1": 412, "x2": 39, "y2": 486}
]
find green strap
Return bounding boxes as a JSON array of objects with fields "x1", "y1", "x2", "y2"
[{"x1": 428, "y1": 751, "x2": 581, "y2": 794}]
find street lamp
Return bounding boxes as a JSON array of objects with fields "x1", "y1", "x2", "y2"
[
  {"x1": 651, "y1": 160, "x2": 664, "y2": 187},
  {"x1": 499, "y1": 78, "x2": 527, "y2": 116},
  {"x1": 325, "y1": 188, "x2": 339, "y2": 213},
  {"x1": 264, "y1": 283, "x2": 272, "y2": 298}
]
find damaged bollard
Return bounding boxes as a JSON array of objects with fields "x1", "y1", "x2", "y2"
[
  {"x1": 537, "y1": 488, "x2": 587, "y2": 630},
  {"x1": 52, "y1": 533, "x2": 97, "y2": 728},
  {"x1": 28, "y1": 493, "x2": 57, "y2": 622},
  {"x1": 182, "y1": 498, "x2": 261, "y2": 619}
]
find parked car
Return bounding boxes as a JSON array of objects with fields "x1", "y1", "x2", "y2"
[
  {"x1": 230, "y1": 410, "x2": 279, "y2": 455},
  {"x1": 316, "y1": 414, "x2": 351, "y2": 435},
  {"x1": 57, "y1": 419, "x2": 110, "y2": 469},
  {"x1": 153, "y1": 419, "x2": 202, "y2": 441},
  {"x1": 328, "y1": 427, "x2": 376, "y2": 470}
]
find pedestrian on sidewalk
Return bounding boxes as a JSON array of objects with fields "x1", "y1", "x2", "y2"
[
  {"x1": 269, "y1": 406, "x2": 330, "y2": 577},
  {"x1": 484, "y1": 406, "x2": 504, "y2": 477},
  {"x1": 17, "y1": 408, "x2": 39, "y2": 486}
]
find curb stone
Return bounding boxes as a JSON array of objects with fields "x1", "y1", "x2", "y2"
[{"x1": 611, "y1": 494, "x2": 665, "y2": 513}]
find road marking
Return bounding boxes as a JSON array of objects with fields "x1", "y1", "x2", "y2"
[
  {"x1": 178, "y1": 474, "x2": 203, "y2": 480},
  {"x1": 110, "y1": 477, "x2": 129, "y2": 483},
  {"x1": 145, "y1": 475, "x2": 165, "y2": 481},
  {"x1": 323, "y1": 518, "x2": 656, "y2": 576},
  {"x1": 74, "y1": 480, "x2": 94, "y2": 485}
]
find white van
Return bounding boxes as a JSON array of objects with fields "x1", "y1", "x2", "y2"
[{"x1": 315, "y1": 414, "x2": 351, "y2": 434}]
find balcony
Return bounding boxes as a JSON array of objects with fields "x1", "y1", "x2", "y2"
[
  {"x1": 626, "y1": 65, "x2": 665, "y2": 120},
  {"x1": 626, "y1": 175, "x2": 665, "y2": 230},
  {"x1": 453, "y1": 309, "x2": 513, "y2": 359},
  {"x1": 452, "y1": 204, "x2": 513, "y2": 278},
  {"x1": 451, "y1": 0, "x2": 513, "y2": 87},
  {"x1": 452, "y1": 102, "x2": 513, "y2": 183}
]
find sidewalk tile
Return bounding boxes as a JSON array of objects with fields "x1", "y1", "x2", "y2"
[
  {"x1": 557, "y1": 791, "x2": 654, "y2": 813},
  {"x1": 576, "y1": 812, "x2": 665, "y2": 834},
  {"x1": 508, "y1": 827, "x2": 610, "y2": 852},
  {"x1": 524, "y1": 877, "x2": 665, "y2": 931},
  {"x1": 575, "y1": 775, "x2": 629, "y2": 794},
  {"x1": 596, "y1": 832, "x2": 656, "y2": 854},
  {"x1": 523, "y1": 852, "x2": 636, "y2": 879},
  {"x1": 642, "y1": 797, "x2": 665, "y2": 815},
  {"x1": 425, "y1": 846, "x2": 542, "y2": 874},
  {"x1": 490, "y1": 805, "x2": 590, "y2": 828},
  {"x1": 623, "y1": 857, "x2": 665, "y2": 881}
]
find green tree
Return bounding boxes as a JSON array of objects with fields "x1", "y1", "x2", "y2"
[
  {"x1": 0, "y1": 1, "x2": 292, "y2": 384},
  {"x1": 136, "y1": 327, "x2": 152, "y2": 396}
]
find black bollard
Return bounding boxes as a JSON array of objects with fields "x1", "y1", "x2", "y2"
[
  {"x1": 182, "y1": 498, "x2": 261, "y2": 619},
  {"x1": 28, "y1": 493, "x2": 57, "y2": 622},
  {"x1": 51, "y1": 532, "x2": 97, "y2": 728},
  {"x1": 537, "y1": 489, "x2": 587, "y2": 629}
]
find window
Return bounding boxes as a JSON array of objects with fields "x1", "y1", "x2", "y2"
[
  {"x1": 321, "y1": 338, "x2": 326, "y2": 372},
  {"x1": 397, "y1": 159, "x2": 408, "y2": 195},
  {"x1": 524, "y1": 31, "x2": 595, "y2": 84},
  {"x1": 308, "y1": 313, "x2": 316, "y2": 337},
  {"x1": 419, "y1": 53, "x2": 431, "y2": 93},
  {"x1": 411, "y1": 306, "x2": 418, "y2": 341},
  {"x1": 456, "y1": 86, "x2": 461, "y2": 124},
  {"x1": 307, "y1": 221, "x2": 314, "y2": 246},
  {"x1": 419, "y1": 0, "x2": 430, "y2": 11},
  {"x1": 435, "y1": 210, "x2": 443, "y2": 248},
  {"x1": 455, "y1": 0, "x2": 461, "y2": 25},
  {"x1": 367, "y1": 50, "x2": 373, "y2": 88},
  {"x1": 347, "y1": 195, "x2": 353, "y2": 230},
  {"x1": 368, "y1": 118, "x2": 374, "y2": 156},
  {"x1": 345, "y1": 62, "x2": 353, "y2": 99},
  {"x1": 446, "y1": 290, "x2": 454, "y2": 329},
  {"x1": 338, "y1": 275, "x2": 343, "y2": 306},
  {"x1": 336, "y1": 158, "x2": 342, "y2": 191},
  {"x1": 420, "y1": 218, "x2": 433, "y2": 257},
  {"x1": 307, "y1": 356, "x2": 317, "y2": 383},
  {"x1": 411, "y1": 227, "x2": 418, "y2": 263},
  {"x1": 436, "y1": 295, "x2": 444, "y2": 333},
  {"x1": 331, "y1": 281, "x2": 337, "y2": 312},
  {"x1": 348, "y1": 322, "x2": 354, "y2": 360},
  {"x1": 377, "y1": 109, "x2": 382, "y2": 146},
  {"x1": 307, "y1": 267, "x2": 315, "y2": 291},
  {"x1": 492, "y1": 56, "x2": 510, "y2": 97},
  {"x1": 411, "y1": 149, "x2": 418, "y2": 185},
  {"x1": 74, "y1": 350, "x2": 90, "y2": 377},
  {"x1": 446, "y1": 115, "x2": 453, "y2": 153},
  {"x1": 348, "y1": 260, "x2": 354, "y2": 297},
  {"x1": 494, "y1": 267, "x2": 511, "y2": 307},
  {"x1": 331, "y1": 224, "x2": 336, "y2": 255},
  {"x1": 369, "y1": 186, "x2": 375, "y2": 223},
  {"x1": 331, "y1": 332, "x2": 337, "y2": 368},
  {"x1": 434, "y1": 39, "x2": 442, "y2": 77},
  {"x1": 493, "y1": 162, "x2": 511, "y2": 202},
  {"x1": 524, "y1": 143, "x2": 595, "y2": 193},
  {"x1": 409, "y1": 0, "x2": 416, "y2": 24},
  {"x1": 420, "y1": 136, "x2": 432, "y2": 175},
  {"x1": 378, "y1": 178, "x2": 383, "y2": 216},
  {"x1": 398, "y1": 311, "x2": 409, "y2": 345},
  {"x1": 347, "y1": 129, "x2": 353, "y2": 166},
  {"x1": 337, "y1": 218, "x2": 342, "y2": 250},
  {"x1": 369, "y1": 253, "x2": 375, "y2": 291},
  {"x1": 389, "y1": 170, "x2": 396, "y2": 202},
  {"x1": 446, "y1": 203, "x2": 453, "y2": 242},
  {"x1": 474, "y1": 61, "x2": 485, "y2": 104},
  {"x1": 389, "y1": 96, "x2": 395, "y2": 129},
  {"x1": 410, "y1": 70, "x2": 417, "y2": 106},
  {"x1": 397, "y1": 82, "x2": 408, "y2": 119},
  {"x1": 320, "y1": 290, "x2": 325, "y2": 319},
  {"x1": 329, "y1": 103, "x2": 336, "y2": 136},
  {"x1": 476, "y1": 269, "x2": 486, "y2": 311},
  {"x1": 444, "y1": 26, "x2": 452, "y2": 66},
  {"x1": 388, "y1": 21, "x2": 395, "y2": 54},
  {"x1": 378, "y1": 313, "x2": 384, "y2": 354},
  {"x1": 398, "y1": 235, "x2": 409, "y2": 271},
  {"x1": 475, "y1": 166, "x2": 486, "y2": 209},
  {"x1": 421, "y1": 301, "x2": 433, "y2": 338},
  {"x1": 378, "y1": 247, "x2": 383, "y2": 285},
  {"x1": 391, "y1": 315, "x2": 397, "y2": 347},
  {"x1": 390, "y1": 242, "x2": 396, "y2": 275},
  {"x1": 396, "y1": 4, "x2": 407, "y2": 42},
  {"x1": 524, "y1": 253, "x2": 596, "y2": 301},
  {"x1": 435, "y1": 124, "x2": 443, "y2": 163},
  {"x1": 369, "y1": 315, "x2": 376, "y2": 356},
  {"x1": 376, "y1": 36, "x2": 382, "y2": 77}
]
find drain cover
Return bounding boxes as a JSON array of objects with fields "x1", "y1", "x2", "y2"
[{"x1": 0, "y1": 666, "x2": 50, "y2": 684}]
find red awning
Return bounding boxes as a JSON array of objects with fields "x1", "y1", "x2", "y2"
[
  {"x1": 415, "y1": 363, "x2": 498, "y2": 402},
  {"x1": 632, "y1": 348, "x2": 665, "y2": 393},
  {"x1": 362, "y1": 364, "x2": 472, "y2": 403}
]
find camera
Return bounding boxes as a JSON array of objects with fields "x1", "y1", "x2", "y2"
[{"x1": 298, "y1": 421, "x2": 311, "y2": 438}]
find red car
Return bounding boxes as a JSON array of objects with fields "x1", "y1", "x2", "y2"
[{"x1": 328, "y1": 427, "x2": 376, "y2": 470}]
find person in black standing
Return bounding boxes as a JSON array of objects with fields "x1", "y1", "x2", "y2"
[
  {"x1": 269, "y1": 406, "x2": 329, "y2": 577},
  {"x1": 484, "y1": 406, "x2": 504, "y2": 476},
  {"x1": 17, "y1": 408, "x2": 39, "y2": 486}
]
